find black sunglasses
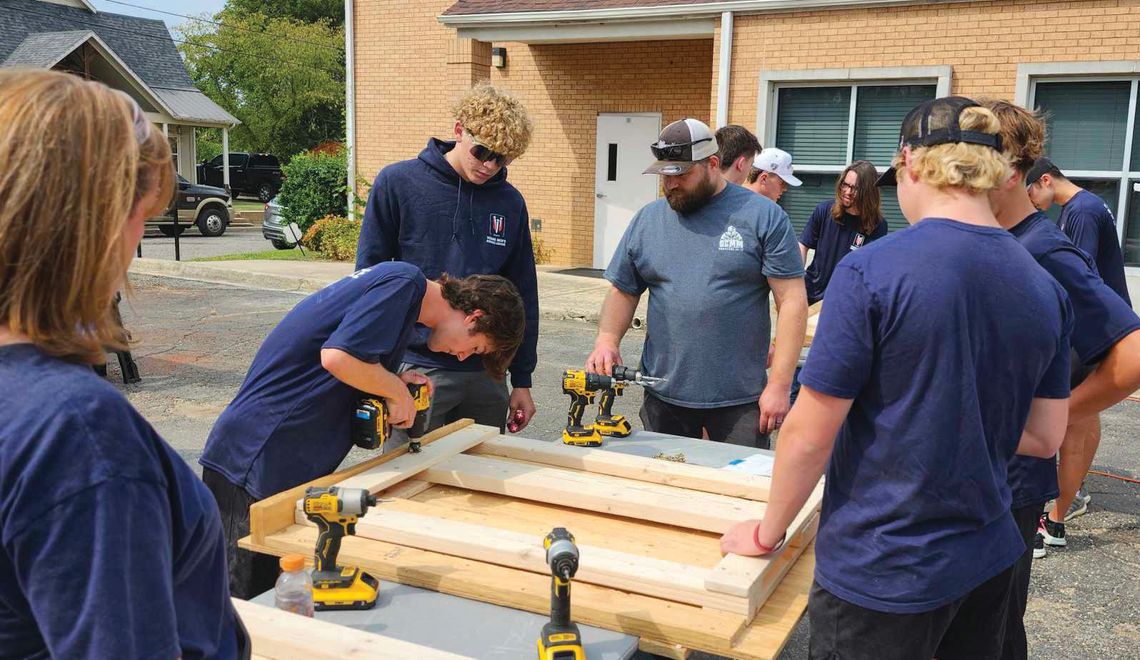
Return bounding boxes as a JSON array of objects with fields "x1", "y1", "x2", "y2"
[
  {"x1": 650, "y1": 137, "x2": 712, "y2": 162},
  {"x1": 467, "y1": 133, "x2": 512, "y2": 166}
]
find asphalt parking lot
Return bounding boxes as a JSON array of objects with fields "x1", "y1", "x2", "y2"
[{"x1": 114, "y1": 274, "x2": 1139, "y2": 659}]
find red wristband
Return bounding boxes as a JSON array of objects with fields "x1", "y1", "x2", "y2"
[{"x1": 753, "y1": 524, "x2": 786, "y2": 554}]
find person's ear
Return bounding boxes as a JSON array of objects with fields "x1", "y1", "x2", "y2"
[
  {"x1": 708, "y1": 155, "x2": 721, "y2": 172},
  {"x1": 454, "y1": 121, "x2": 464, "y2": 141},
  {"x1": 464, "y1": 309, "x2": 485, "y2": 328}
]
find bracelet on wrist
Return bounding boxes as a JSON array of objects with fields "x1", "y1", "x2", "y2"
[{"x1": 753, "y1": 525, "x2": 786, "y2": 554}]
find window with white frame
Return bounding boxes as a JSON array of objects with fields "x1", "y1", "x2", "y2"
[
  {"x1": 1030, "y1": 78, "x2": 1140, "y2": 266},
  {"x1": 772, "y1": 83, "x2": 937, "y2": 235}
]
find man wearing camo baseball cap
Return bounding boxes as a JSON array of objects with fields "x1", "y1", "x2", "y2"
[{"x1": 586, "y1": 118, "x2": 808, "y2": 448}]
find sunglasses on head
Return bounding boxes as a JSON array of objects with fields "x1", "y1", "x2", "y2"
[
  {"x1": 467, "y1": 133, "x2": 512, "y2": 167},
  {"x1": 650, "y1": 137, "x2": 712, "y2": 162}
]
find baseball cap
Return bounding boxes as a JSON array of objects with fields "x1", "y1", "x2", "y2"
[
  {"x1": 752, "y1": 148, "x2": 802, "y2": 187},
  {"x1": 1025, "y1": 156, "x2": 1061, "y2": 186},
  {"x1": 644, "y1": 118, "x2": 719, "y2": 176},
  {"x1": 876, "y1": 96, "x2": 1004, "y2": 186}
]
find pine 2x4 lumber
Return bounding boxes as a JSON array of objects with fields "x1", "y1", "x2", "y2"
[
  {"x1": 233, "y1": 598, "x2": 473, "y2": 659},
  {"x1": 295, "y1": 506, "x2": 752, "y2": 614},
  {"x1": 420, "y1": 452, "x2": 765, "y2": 534},
  {"x1": 704, "y1": 483, "x2": 825, "y2": 617},
  {"x1": 469, "y1": 434, "x2": 772, "y2": 501},
  {"x1": 248, "y1": 419, "x2": 476, "y2": 544}
]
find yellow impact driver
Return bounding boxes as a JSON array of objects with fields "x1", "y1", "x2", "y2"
[
  {"x1": 537, "y1": 527, "x2": 584, "y2": 660},
  {"x1": 353, "y1": 381, "x2": 432, "y2": 453},
  {"x1": 303, "y1": 486, "x2": 381, "y2": 611}
]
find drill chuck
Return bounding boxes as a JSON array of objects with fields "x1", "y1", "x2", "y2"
[{"x1": 544, "y1": 528, "x2": 579, "y2": 580}]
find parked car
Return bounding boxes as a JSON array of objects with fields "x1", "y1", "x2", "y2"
[
  {"x1": 147, "y1": 175, "x2": 232, "y2": 237},
  {"x1": 261, "y1": 196, "x2": 294, "y2": 250},
  {"x1": 196, "y1": 152, "x2": 283, "y2": 202}
]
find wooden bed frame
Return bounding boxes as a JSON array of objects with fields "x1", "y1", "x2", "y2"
[{"x1": 241, "y1": 419, "x2": 821, "y2": 659}]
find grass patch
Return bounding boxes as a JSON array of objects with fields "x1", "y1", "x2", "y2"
[
  {"x1": 191, "y1": 249, "x2": 329, "y2": 262},
  {"x1": 232, "y1": 199, "x2": 266, "y2": 212}
]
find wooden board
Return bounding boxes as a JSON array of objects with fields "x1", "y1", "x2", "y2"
[
  {"x1": 307, "y1": 507, "x2": 750, "y2": 613},
  {"x1": 421, "y1": 453, "x2": 763, "y2": 534},
  {"x1": 234, "y1": 598, "x2": 472, "y2": 659},
  {"x1": 249, "y1": 419, "x2": 475, "y2": 544},
  {"x1": 470, "y1": 434, "x2": 771, "y2": 500},
  {"x1": 804, "y1": 300, "x2": 823, "y2": 347},
  {"x1": 324, "y1": 424, "x2": 499, "y2": 494}
]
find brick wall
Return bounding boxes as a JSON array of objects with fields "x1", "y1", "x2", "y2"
[
  {"x1": 723, "y1": 0, "x2": 1140, "y2": 127},
  {"x1": 353, "y1": 2, "x2": 712, "y2": 266},
  {"x1": 489, "y1": 40, "x2": 713, "y2": 265}
]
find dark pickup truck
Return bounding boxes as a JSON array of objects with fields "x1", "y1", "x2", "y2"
[{"x1": 196, "y1": 152, "x2": 283, "y2": 202}]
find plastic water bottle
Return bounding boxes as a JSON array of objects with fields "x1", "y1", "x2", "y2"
[{"x1": 274, "y1": 554, "x2": 314, "y2": 617}]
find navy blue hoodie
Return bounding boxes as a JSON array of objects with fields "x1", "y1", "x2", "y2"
[{"x1": 356, "y1": 139, "x2": 538, "y2": 388}]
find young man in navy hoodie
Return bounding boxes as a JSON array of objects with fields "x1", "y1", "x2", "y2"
[{"x1": 357, "y1": 83, "x2": 539, "y2": 435}]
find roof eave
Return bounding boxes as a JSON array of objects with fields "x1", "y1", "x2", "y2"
[{"x1": 438, "y1": 0, "x2": 966, "y2": 28}]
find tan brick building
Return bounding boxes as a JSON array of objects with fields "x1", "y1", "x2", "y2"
[{"x1": 348, "y1": 0, "x2": 1140, "y2": 269}]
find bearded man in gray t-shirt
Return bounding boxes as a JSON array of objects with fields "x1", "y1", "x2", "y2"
[{"x1": 586, "y1": 118, "x2": 807, "y2": 449}]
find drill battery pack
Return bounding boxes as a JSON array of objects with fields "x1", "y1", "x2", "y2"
[{"x1": 312, "y1": 567, "x2": 380, "y2": 611}]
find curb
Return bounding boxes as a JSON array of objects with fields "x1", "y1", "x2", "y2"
[
  {"x1": 127, "y1": 258, "x2": 626, "y2": 326},
  {"x1": 129, "y1": 258, "x2": 332, "y2": 294}
]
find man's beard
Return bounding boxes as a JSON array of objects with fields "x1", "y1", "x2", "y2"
[{"x1": 666, "y1": 173, "x2": 718, "y2": 215}]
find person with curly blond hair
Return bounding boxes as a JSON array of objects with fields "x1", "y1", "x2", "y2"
[
  {"x1": 0, "y1": 70, "x2": 245, "y2": 656},
  {"x1": 356, "y1": 82, "x2": 540, "y2": 436},
  {"x1": 720, "y1": 98, "x2": 1073, "y2": 658}
]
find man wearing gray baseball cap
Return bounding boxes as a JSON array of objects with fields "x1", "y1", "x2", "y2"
[{"x1": 586, "y1": 118, "x2": 808, "y2": 448}]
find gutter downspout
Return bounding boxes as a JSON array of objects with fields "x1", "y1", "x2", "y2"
[
  {"x1": 345, "y1": 0, "x2": 357, "y2": 218},
  {"x1": 715, "y1": 11, "x2": 732, "y2": 128}
]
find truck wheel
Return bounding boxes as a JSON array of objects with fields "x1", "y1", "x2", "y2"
[
  {"x1": 257, "y1": 183, "x2": 276, "y2": 203},
  {"x1": 197, "y1": 207, "x2": 228, "y2": 237}
]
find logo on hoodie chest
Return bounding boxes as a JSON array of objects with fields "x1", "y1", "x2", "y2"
[{"x1": 486, "y1": 213, "x2": 507, "y2": 247}]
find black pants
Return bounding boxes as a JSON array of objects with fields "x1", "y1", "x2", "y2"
[
  {"x1": 808, "y1": 563, "x2": 1016, "y2": 660},
  {"x1": 1002, "y1": 501, "x2": 1047, "y2": 660},
  {"x1": 639, "y1": 392, "x2": 769, "y2": 449},
  {"x1": 202, "y1": 467, "x2": 280, "y2": 600}
]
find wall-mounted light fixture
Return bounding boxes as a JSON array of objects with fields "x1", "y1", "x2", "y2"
[{"x1": 492, "y1": 47, "x2": 507, "y2": 68}]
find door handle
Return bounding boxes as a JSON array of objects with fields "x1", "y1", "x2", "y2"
[{"x1": 596, "y1": 193, "x2": 606, "y2": 199}]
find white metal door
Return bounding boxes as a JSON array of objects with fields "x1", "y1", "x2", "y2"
[{"x1": 594, "y1": 113, "x2": 661, "y2": 269}]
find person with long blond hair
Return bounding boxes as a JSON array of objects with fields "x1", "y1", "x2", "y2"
[
  {"x1": 0, "y1": 70, "x2": 243, "y2": 656},
  {"x1": 720, "y1": 98, "x2": 1072, "y2": 658}
]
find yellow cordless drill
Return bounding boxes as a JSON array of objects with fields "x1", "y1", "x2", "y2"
[
  {"x1": 353, "y1": 382, "x2": 432, "y2": 453},
  {"x1": 537, "y1": 527, "x2": 584, "y2": 660},
  {"x1": 562, "y1": 367, "x2": 666, "y2": 446},
  {"x1": 303, "y1": 486, "x2": 381, "y2": 611}
]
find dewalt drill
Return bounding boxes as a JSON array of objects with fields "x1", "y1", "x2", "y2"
[
  {"x1": 303, "y1": 486, "x2": 381, "y2": 611},
  {"x1": 537, "y1": 527, "x2": 584, "y2": 660},
  {"x1": 353, "y1": 382, "x2": 432, "y2": 453},
  {"x1": 562, "y1": 367, "x2": 666, "y2": 446}
]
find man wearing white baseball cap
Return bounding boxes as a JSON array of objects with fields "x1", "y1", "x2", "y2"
[
  {"x1": 586, "y1": 118, "x2": 807, "y2": 448},
  {"x1": 747, "y1": 147, "x2": 802, "y2": 202}
]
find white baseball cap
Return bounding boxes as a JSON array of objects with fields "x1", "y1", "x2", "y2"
[{"x1": 752, "y1": 148, "x2": 802, "y2": 187}]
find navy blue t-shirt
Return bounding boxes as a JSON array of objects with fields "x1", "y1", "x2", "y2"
[
  {"x1": 1059, "y1": 190, "x2": 1132, "y2": 306},
  {"x1": 200, "y1": 262, "x2": 427, "y2": 499},
  {"x1": 800, "y1": 218, "x2": 1072, "y2": 614},
  {"x1": 799, "y1": 200, "x2": 888, "y2": 304},
  {"x1": 1007, "y1": 211, "x2": 1140, "y2": 507},
  {"x1": 0, "y1": 344, "x2": 239, "y2": 658}
]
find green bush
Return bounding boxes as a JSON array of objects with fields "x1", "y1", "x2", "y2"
[
  {"x1": 532, "y1": 236, "x2": 554, "y2": 265},
  {"x1": 302, "y1": 215, "x2": 360, "y2": 262},
  {"x1": 278, "y1": 150, "x2": 347, "y2": 232}
]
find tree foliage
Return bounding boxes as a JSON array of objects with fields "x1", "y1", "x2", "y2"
[
  {"x1": 223, "y1": 0, "x2": 343, "y2": 27},
  {"x1": 178, "y1": 10, "x2": 344, "y2": 162}
]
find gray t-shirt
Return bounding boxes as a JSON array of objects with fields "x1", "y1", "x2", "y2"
[{"x1": 605, "y1": 183, "x2": 804, "y2": 407}]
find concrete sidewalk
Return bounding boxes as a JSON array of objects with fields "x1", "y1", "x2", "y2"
[{"x1": 128, "y1": 258, "x2": 647, "y2": 324}]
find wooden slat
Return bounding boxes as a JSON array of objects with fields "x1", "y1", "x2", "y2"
[
  {"x1": 705, "y1": 483, "x2": 824, "y2": 614},
  {"x1": 638, "y1": 638, "x2": 692, "y2": 659},
  {"x1": 234, "y1": 598, "x2": 471, "y2": 659},
  {"x1": 731, "y1": 539, "x2": 816, "y2": 659},
  {"x1": 296, "y1": 506, "x2": 748, "y2": 613},
  {"x1": 380, "y1": 479, "x2": 433, "y2": 500},
  {"x1": 240, "y1": 526, "x2": 751, "y2": 656},
  {"x1": 249, "y1": 419, "x2": 475, "y2": 544},
  {"x1": 403, "y1": 486, "x2": 725, "y2": 568},
  {"x1": 421, "y1": 453, "x2": 763, "y2": 534},
  {"x1": 469, "y1": 434, "x2": 772, "y2": 501},
  {"x1": 292, "y1": 424, "x2": 499, "y2": 514}
]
